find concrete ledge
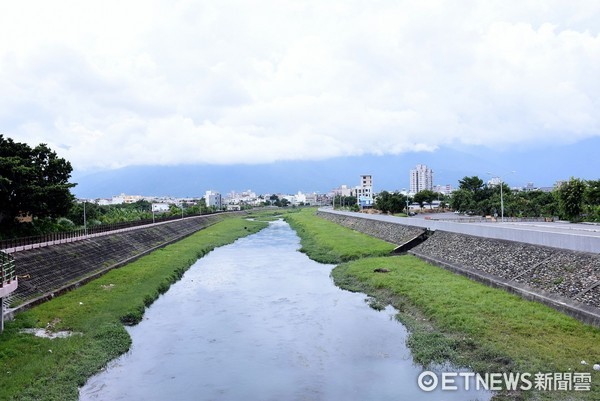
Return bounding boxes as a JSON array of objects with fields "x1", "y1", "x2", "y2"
[{"x1": 0, "y1": 280, "x2": 17, "y2": 298}]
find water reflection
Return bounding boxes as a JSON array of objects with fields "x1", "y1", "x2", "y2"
[{"x1": 80, "y1": 220, "x2": 491, "y2": 401}]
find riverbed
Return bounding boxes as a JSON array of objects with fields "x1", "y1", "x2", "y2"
[{"x1": 80, "y1": 220, "x2": 490, "y2": 400}]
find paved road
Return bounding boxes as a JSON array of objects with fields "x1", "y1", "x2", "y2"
[
  {"x1": 414, "y1": 211, "x2": 600, "y2": 237},
  {"x1": 320, "y1": 208, "x2": 600, "y2": 253}
]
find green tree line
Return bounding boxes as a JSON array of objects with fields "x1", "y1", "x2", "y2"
[
  {"x1": 371, "y1": 176, "x2": 599, "y2": 222},
  {"x1": 450, "y1": 176, "x2": 600, "y2": 222},
  {"x1": 0, "y1": 135, "x2": 219, "y2": 239}
]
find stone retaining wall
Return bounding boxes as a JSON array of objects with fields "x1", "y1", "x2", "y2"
[
  {"x1": 316, "y1": 211, "x2": 425, "y2": 245},
  {"x1": 317, "y1": 210, "x2": 600, "y2": 326},
  {"x1": 411, "y1": 231, "x2": 600, "y2": 310}
]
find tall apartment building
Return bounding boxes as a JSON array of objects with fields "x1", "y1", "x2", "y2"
[
  {"x1": 410, "y1": 164, "x2": 433, "y2": 194},
  {"x1": 356, "y1": 174, "x2": 373, "y2": 208}
]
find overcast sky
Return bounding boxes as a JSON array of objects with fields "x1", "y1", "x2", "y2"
[{"x1": 1, "y1": 1, "x2": 599, "y2": 173}]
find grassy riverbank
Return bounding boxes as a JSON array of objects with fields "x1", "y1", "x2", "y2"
[
  {"x1": 284, "y1": 208, "x2": 396, "y2": 263},
  {"x1": 288, "y1": 209, "x2": 600, "y2": 400},
  {"x1": 0, "y1": 217, "x2": 267, "y2": 401}
]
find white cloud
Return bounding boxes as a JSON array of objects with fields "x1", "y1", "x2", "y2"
[{"x1": 1, "y1": 0, "x2": 599, "y2": 170}]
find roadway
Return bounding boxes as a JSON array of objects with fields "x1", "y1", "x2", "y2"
[{"x1": 319, "y1": 208, "x2": 600, "y2": 253}]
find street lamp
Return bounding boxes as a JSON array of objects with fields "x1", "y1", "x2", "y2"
[
  {"x1": 487, "y1": 171, "x2": 516, "y2": 223},
  {"x1": 487, "y1": 172, "x2": 504, "y2": 222},
  {"x1": 83, "y1": 200, "x2": 88, "y2": 236}
]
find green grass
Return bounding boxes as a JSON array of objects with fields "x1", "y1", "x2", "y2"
[
  {"x1": 0, "y1": 217, "x2": 268, "y2": 401},
  {"x1": 284, "y1": 208, "x2": 396, "y2": 263},
  {"x1": 245, "y1": 207, "x2": 300, "y2": 221},
  {"x1": 289, "y1": 209, "x2": 600, "y2": 400}
]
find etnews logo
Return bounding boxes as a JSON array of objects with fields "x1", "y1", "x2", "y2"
[{"x1": 418, "y1": 371, "x2": 593, "y2": 392}]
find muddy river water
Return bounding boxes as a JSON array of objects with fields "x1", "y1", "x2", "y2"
[{"x1": 80, "y1": 220, "x2": 490, "y2": 401}]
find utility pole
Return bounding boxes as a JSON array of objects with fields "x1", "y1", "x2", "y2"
[{"x1": 83, "y1": 201, "x2": 88, "y2": 236}]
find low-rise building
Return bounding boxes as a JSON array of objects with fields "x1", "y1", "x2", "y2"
[
  {"x1": 152, "y1": 203, "x2": 170, "y2": 213},
  {"x1": 205, "y1": 190, "x2": 222, "y2": 209}
]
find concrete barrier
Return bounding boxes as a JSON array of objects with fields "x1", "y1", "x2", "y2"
[{"x1": 319, "y1": 208, "x2": 600, "y2": 253}]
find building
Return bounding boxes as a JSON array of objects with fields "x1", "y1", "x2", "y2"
[
  {"x1": 151, "y1": 203, "x2": 170, "y2": 213},
  {"x1": 205, "y1": 190, "x2": 222, "y2": 209},
  {"x1": 433, "y1": 184, "x2": 454, "y2": 195},
  {"x1": 225, "y1": 189, "x2": 258, "y2": 205},
  {"x1": 110, "y1": 193, "x2": 143, "y2": 205},
  {"x1": 487, "y1": 177, "x2": 502, "y2": 187},
  {"x1": 294, "y1": 191, "x2": 307, "y2": 205},
  {"x1": 332, "y1": 184, "x2": 354, "y2": 197},
  {"x1": 410, "y1": 164, "x2": 433, "y2": 194},
  {"x1": 356, "y1": 174, "x2": 373, "y2": 208}
]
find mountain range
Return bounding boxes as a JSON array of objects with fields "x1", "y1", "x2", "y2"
[{"x1": 71, "y1": 137, "x2": 600, "y2": 199}]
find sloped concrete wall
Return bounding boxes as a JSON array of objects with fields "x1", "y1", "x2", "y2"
[
  {"x1": 6, "y1": 213, "x2": 236, "y2": 315},
  {"x1": 316, "y1": 211, "x2": 425, "y2": 245}
]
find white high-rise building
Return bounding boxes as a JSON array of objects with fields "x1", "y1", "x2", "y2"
[{"x1": 410, "y1": 164, "x2": 433, "y2": 194}]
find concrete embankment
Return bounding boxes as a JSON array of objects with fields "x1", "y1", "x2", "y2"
[
  {"x1": 316, "y1": 211, "x2": 426, "y2": 245},
  {"x1": 317, "y1": 209, "x2": 600, "y2": 327},
  {"x1": 5, "y1": 213, "x2": 242, "y2": 318}
]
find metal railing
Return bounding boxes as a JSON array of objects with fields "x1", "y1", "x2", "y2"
[
  {"x1": 0, "y1": 211, "x2": 222, "y2": 252},
  {"x1": 1, "y1": 250, "x2": 17, "y2": 332},
  {"x1": 431, "y1": 216, "x2": 552, "y2": 223},
  {"x1": 0, "y1": 251, "x2": 16, "y2": 288}
]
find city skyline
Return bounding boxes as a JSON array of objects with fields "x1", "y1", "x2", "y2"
[{"x1": 71, "y1": 147, "x2": 591, "y2": 200}]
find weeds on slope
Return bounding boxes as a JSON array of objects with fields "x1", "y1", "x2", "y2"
[
  {"x1": 284, "y1": 208, "x2": 396, "y2": 263},
  {"x1": 0, "y1": 218, "x2": 267, "y2": 401}
]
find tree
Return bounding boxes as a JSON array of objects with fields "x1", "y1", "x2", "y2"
[
  {"x1": 511, "y1": 190, "x2": 557, "y2": 218},
  {"x1": 557, "y1": 177, "x2": 586, "y2": 221},
  {"x1": 585, "y1": 180, "x2": 600, "y2": 206},
  {"x1": 67, "y1": 201, "x2": 103, "y2": 226},
  {"x1": 584, "y1": 179, "x2": 600, "y2": 222},
  {"x1": 374, "y1": 191, "x2": 393, "y2": 213},
  {"x1": 0, "y1": 135, "x2": 75, "y2": 228},
  {"x1": 458, "y1": 176, "x2": 484, "y2": 192},
  {"x1": 333, "y1": 195, "x2": 357, "y2": 210},
  {"x1": 450, "y1": 189, "x2": 474, "y2": 213},
  {"x1": 413, "y1": 189, "x2": 437, "y2": 209},
  {"x1": 374, "y1": 191, "x2": 407, "y2": 214}
]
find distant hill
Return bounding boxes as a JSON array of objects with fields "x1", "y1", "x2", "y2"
[{"x1": 71, "y1": 139, "x2": 600, "y2": 198}]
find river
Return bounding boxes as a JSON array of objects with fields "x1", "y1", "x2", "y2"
[{"x1": 80, "y1": 219, "x2": 491, "y2": 401}]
